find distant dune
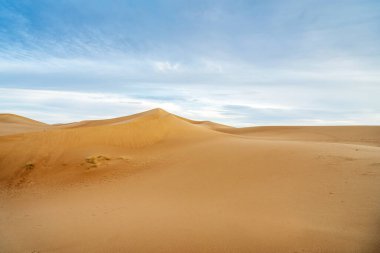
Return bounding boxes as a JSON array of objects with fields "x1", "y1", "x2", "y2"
[
  {"x1": 0, "y1": 113, "x2": 49, "y2": 136},
  {"x1": 0, "y1": 109, "x2": 379, "y2": 253},
  {"x1": 220, "y1": 125, "x2": 380, "y2": 146}
]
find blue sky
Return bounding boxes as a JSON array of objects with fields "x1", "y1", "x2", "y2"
[{"x1": 0, "y1": 0, "x2": 379, "y2": 126}]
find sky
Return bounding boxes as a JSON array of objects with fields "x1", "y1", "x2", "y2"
[{"x1": 0, "y1": 0, "x2": 379, "y2": 126}]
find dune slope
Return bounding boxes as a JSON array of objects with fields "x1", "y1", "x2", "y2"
[
  {"x1": 0, "y1": 113, "x2": 49, "y2": 136},
  {"x1": 0, "y1": 109, "x2": 379, "y2": 253}
]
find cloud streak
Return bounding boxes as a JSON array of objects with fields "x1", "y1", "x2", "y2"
[{"x1": 1, "y1": 87, "x2": 378, "y2": 126}]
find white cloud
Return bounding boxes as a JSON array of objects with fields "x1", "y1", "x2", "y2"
[{"x1": 153, "y1": 61, "x2": 180, "y2": 73}]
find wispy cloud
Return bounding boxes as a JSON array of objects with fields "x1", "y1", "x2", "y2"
[{"x1": 1, "y1": 87, "x2": 378, "y2": 126}]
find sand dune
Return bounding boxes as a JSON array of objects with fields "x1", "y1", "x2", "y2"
[
  {"x1": 0, "y1": 109, "x2": 379, "y2": 253},
  {"x1": 0, "y1": 109, "x2": 220, "y2": 185},
  {"x1": 220, "y1": 126, "x2": 380, "y2": 146},
  {"x1": 0, "y1": 113, "x2": 49, "y2": 136}
]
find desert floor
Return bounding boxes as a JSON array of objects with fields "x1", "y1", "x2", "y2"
[{"x1": 0, "y1": 109, "x2": 379, "y2": 253}]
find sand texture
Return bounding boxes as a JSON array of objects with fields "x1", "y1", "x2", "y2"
[{"x1": 0, "y1": 108, "x2": 379, "y2": 252}]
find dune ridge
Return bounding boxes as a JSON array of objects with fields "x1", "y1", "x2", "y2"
[{"x1": 0, "y1": 109, "x2": 379, "y2": 253}]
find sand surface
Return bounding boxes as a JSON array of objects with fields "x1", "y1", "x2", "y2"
[{"x1": 0, "y1": 108, "x2": 379, "y2": 252}]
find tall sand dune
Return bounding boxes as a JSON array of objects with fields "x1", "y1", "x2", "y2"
[
  {"x1": 0, "y1": 109, "x2": 220, "y2": 185},
  {"x1": 0, "y1": 109, "x2": 379, "y2": 253}
]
